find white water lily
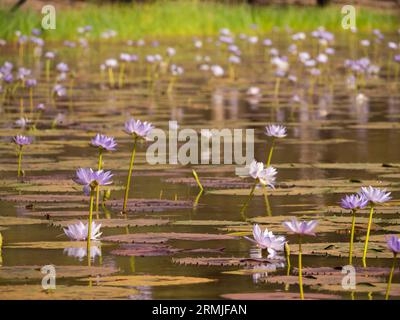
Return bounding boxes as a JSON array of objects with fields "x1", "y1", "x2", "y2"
[
  {"x1": 64, "y1": 246, "x2": 102, "y2": 261},
  {"x1": 245, "y1": 224, "x2": 286, "y2": 259},
  {"x1": 63, "y1": 221, "x2": 102, "y2": 241},
  {"x1": 248, "y1": 160, "x2": 277, "y2": 187}
]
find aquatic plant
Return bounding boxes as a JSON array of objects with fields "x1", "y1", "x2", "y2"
[
  {"x1": 105, "y1": 59, "x2": 118, "y2": 88},
  {"x1": 74, "y1": 168, "x2": 113, "y2": 251},
  {"x1": 264, "y1": 124, "x2": 287, "y2": 166},
  {"x1": 13, "y1": 135, "x2": 32, "y2": 178},
  {"x1": 360, "y1": 186, "x2": 391, "y2": 267},
  {"x1": 240, "y1": 160, "x2": 277, "y2": 216},
  {"x1": 340, "y1": 193, "x2": 368, "y2": 265},
  {"x1": 122, "y1": 118, "x2": 154, "y2": 213},
  {"x1": 385, "y1": 235, "x2": 400, "y2": 300},
  {"x1": 283, "y1": 218, "x2": 318, "y2": 300},
  {"x1": 245, "y1": 224, "x2": 286, "y2": 259},
  {"x1": 63, "y1": 221, "x2": 102, "y2": 241},
  {"x1": 91, "y1": 134, "x2": 117, "y2": 213}
]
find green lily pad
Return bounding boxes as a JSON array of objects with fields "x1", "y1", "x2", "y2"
[
  {"x1": 5, "y1": 241, "x2": 105, "y2": 250},
  {"x1": 0, "y1": 216, "x2": 48, "y2": 226},
  {"x1": 0, "y1": 285, "x2": 139, "y2": 299},
  {"x1": 0, "y1": 265, "x2": 118, "y2": 280},
  {"x1": 81, "y1": 275, "x2": 216, "y2": 287}
]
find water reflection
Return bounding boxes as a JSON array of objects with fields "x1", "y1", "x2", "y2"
[{"x1": 64, "y1": 245, "x2": 102, "y2": 262}]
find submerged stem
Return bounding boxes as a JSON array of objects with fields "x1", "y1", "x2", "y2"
[
  {"x1": 122, "y1": 137, "x2": 138, "y2": 213},
  {"x1": 385, "y1": 254, "x2": 397, "y2": 300},
  {"x1": 362, "y1": 205, "x2": 374, "y2": 268},
  {"x1": 240, "y1": 181, "x2": 257, "y2": 218}
]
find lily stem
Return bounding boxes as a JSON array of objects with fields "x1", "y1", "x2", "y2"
[
  {"x1": 349, "y1": 209, "x2": 357, "y2": 265},
  {"x1": 385, "y1": 254, "x2": 397, "y2": 300},
  {"x1": 87, "y1": 188, "x2": 95, "y2": 267},
  {"x1": 362, "y1": 205, "x2": 374, "y2": 268},
  {"x1": 298, "y1": 236, "x2": 304, "y2": 300},
  {"x1": 17, "y1": 146, "x2": 23, "y2": 178},
  {"x1": 266, "y1": 138, "x2": 275, "y2": 167},
  {"x1": 240, "y1": 181, "x2": 257, "y2": 218},
  {"x1": 123, "y1": 137, "x2": 138, "y2": 213},
  {"x1": 95, "y1": 148, "x2": 103, "y2": 214}
]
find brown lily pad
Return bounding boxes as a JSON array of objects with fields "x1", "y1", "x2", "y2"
[
  {"x1": 52, "y1": 218, "x2": 170, "y2": 228},
  {"x1": 221, "y1": 292, "x2": 340, "y2": 300},
  {"x1": 172, "y1": 256, "x2": 283, "y2": 267},
  {"x1": 107, "y1": 199, "x2": 193, "y2": 212},
  {"x1": 110, "y1": 243, "x2": 225, "y2": 257},
  {"x1": 102, "y1": 232, "x2": 236, "y2": 244}
]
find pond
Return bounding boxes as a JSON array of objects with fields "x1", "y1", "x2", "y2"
[{"x1": 0, "y1": 30, "x2": 400, "y2": 299}]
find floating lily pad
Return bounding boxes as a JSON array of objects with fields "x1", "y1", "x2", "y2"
[
  {"x1": 24, "y1": 211, "x2": 89, "y2": 218},
  {"x1": 5, "y1": 241, "x2": 105, "y2": 250},
  {"x1": 81, "y1": 275, "x2": 216, "y2": 287},
  {"x1": 0, "y1": 194, "x2": 87, "y2": 203},
  {"x1": 172, "y1": 256, "x2": 283, "y2": 267},
  {"x1": 164, "y1": 177, "x2": 251, "y2": 189},
  {"x1": 0, "y1": 265, "x2": 118, "y2": 280},
  {"x1": 221, "y1": 292, "x2": 340, "y2": 300},
  {"x1": 0, "y1": 285, "x2": 139, "y2": 299},
  {"x1": 173, "y1": 220, "x2": 246, "y2": 226},
  {"x1": 111, "y1": 243, "x2": 225, "y2": 257},
  {"x1": 102, "y1": 232, "x2": 236, "y2": 244},
  {"x1": 52, "y1": 218, "x2": 170, "y2": 228},
  {"x1": 0, "y1": 216, "x2": 48, "y2": 226},
  {"x1": 312, "y1": 283, "x2": 400, "y2": 296},
  {"x1": 107, "y1": 199, "x2": 193, "y2": 212}
]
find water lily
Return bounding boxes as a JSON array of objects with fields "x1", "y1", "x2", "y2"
[
  {"x1": 360, "y1": 186, "x2": 391, "y2": 267},
  {"x1": 13, "y1": 135, "x2": 32, "y2": 178},
  {"x1": 74, "y1": 168, "x2": 112, "y2": 256},
  {"x1": 340, "y1": 193, "x2": 368, "y2": 264},
  {"x1": 265, "y1": 124, "x2": 287, "y2": 166},
  {"x1": 91, "y1": 134, "x2": 117, "y2": 213},
  {"x1": 245, "y1": 224, "x2": 286, "y2": 259},
  {"x1": 122, "y1": 118, "x2": 154, "y2": 212},
  {"x1": 283, "y1": 218, "x2": 318, "y2": 300},
  {"x1": 63, "y1": 221, "x2": 102, "y2": 241},
  {"x1": 385, "y1": 235, "x2": 400, "y2": 300},
  {"x1": 240, "y1": 160, "x2": 277, "y2": 217}
]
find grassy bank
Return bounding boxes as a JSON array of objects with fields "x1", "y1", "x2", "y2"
[{"x1": 0, "y1": 1, "x2": 398, "y2": 40}]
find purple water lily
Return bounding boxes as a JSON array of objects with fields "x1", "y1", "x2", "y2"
[
  {"x1": 75, "y1": 168, "x2": 113, "y2": 196},
  {"x1": 13, "y1": 135, "x2": 32, "y2": 146},
  {"x1": 340, "y1": 193, "x2": 369, "y2": 210},
  {"x1": 387, "y1": 235, "x2": 400, "y2": 255},
  {"x1": 91, "y1": 134, "x2": 117, "y2": 151},
  {"x1": 124, "y1": 118, "x2": 154, "y2": 140},
  {"x1": 283, "y1": 218, "x2": 318, "y2": 236},
  {"x1": 265, "y1": 124, "x2": 287, "y2": 138},
  {"x1": 360, "y1": 186, "x2": 391, "y2": 204}
]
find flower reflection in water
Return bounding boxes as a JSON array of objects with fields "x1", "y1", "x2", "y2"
[
  {"x1": 248, "y1": 247, "x2": 285, "y2": 284},
  {"x1": 64, "y1": 245, "x2": 101, "y2": 262}
]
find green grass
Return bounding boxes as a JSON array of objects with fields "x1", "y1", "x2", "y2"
[{"x1": 0, "y1": 1, "x2": 398, "y2": 40}]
